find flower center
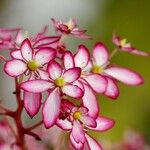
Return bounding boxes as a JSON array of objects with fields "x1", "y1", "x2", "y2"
[
  {"x1": 91, "y1": 65, "x2": 103, "y2": 74},
  {"x1": 73, "y1": 111, "x2": 82, "y2": 120},
  {"x1": 54, "y1": 77, "x2": 66, "y2": 87},
  {"x1": 120, "y1": 38, "x2": 127, "y2": 47},
  {"x1": 27, "y1": 60, "x2": 40, "y2": 71}
]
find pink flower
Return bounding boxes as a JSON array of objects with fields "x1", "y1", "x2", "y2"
[
  {"x1": 20, "y1": 60, "x2": 84, "y2": 128},
  {"x1": 112, "y1": 34, "x2": 149, "y2": 56},
  {"x1": 51, "y1": 18, "x2": 91, "y2": 39},
  {"x1": 56, "y1": 100, "x2": 115, "y2": 150}
]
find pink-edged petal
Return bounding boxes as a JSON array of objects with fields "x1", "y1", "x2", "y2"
[
  {"x1": 56, "y1": 119, "x2": 72, "y2": 130},
  {"x1": 23, "y1": 91, "x2": 41, "y2": 118},
  {"x1": 20, "y1": 80, "x2": 53, "y2": 93},
  {"x1": 73, "y1": 80, "x2": 84, "y2": 91},
  {"x1": 89, "y1": 116, "x2": 115, "y2": 132},
  {"x1": 43, "y1": 88, "x2": 61, "y2": 128},
  {"x1": 104, "y1": 77, "x2": 119, "y2": 99},
  {"x1": 4, "y1": 59, "x2": 27, "y2": 77},
  {"x1": 11, "y1": 50, "x2": 23, "y2": 60},
  {"x1": 81, "y1": 116, "x2": 96, "y2": 128},
  {"x1": 47, "y1": 61, "x2": 62, "y2": 80},
  {"x1": 63, "y1": 51, "x2": 74, "y2": 69},
  {"x1": 20, "y1": 39, "x2": 33, "y2": 61},
  {"x1": 70, "y1": 133, "x2": 84, "y2": 150},
  {"x1": 85, "y1": 133, "x2": 102, "y2": 150},
  {"x1": 104, "y1": 66, "x2": 144, "y2": 85},
  {"x1": 84, "y1": 74, "x2": 107, "y2": 93},
  {"x1": 129, "y1": 49, "x2": 149, "y2": 56},
  {"x1": 62, "y1": 84, "x2": 83, "y2": 98},
  {"x1": 63, "y1": 67, "x2": 81, "y2": 83},
  {"x1": 82, "y1": 84, "x2": 99, "y2": 119},
  {"x1": 93, "y1": 42, "x2": 109, "y2": 66},
  {"x1": 72, "y1": 120, "x2": 86, "y2": 143},
  {"x1": 112, "y1": 34, "x2": 120, "y2": 46},
  {"x1": 74, "y1": 45, "x2": 90, "y2": 68},
  {"x1": 35, "y1": 47, "x2": 56, "y2": 65},
  {"x1": 38, "y1": 69, "x2": 49, "y2": 80}
]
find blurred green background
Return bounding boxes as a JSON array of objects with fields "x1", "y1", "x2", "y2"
[{"x1": 0, "y1": 0, "x2": 150, "y2": 144}]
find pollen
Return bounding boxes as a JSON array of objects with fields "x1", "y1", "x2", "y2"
[
  {"x1": 73, "y1": 111, "x2": 82, "y2": 120},
  {"x1": 120, "y1": 38, "x2": 127, "y2": 47},
  {"x1": 54, "y1": 77, "x2": 66, "y2": 87},
  {"x1": 91, "y1": 65, "x2": 103, "y2": 74},
  {"x1": 27, "y1": 60, "x2": 40, "y2": 71}
]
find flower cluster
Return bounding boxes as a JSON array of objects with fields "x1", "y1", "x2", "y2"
[{"x1": 0, "y1": 18, "x2": 149, "y2": 150}]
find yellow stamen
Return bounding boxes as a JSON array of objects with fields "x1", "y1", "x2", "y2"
[
  {"x1": 27, "y1": 60, "x2": 40, "y2": 71},
  {"x1": 73, "y1": 111, "x2": 82, "y2": 120},
  {"x1": 91, "y1": 65, "x2": 103, "y2": 74},
  {"x1": 54, "y1": 77, "x2": 66, "y2": 87},
  {"x1": 120, "y1": 38, "x2": 127, "y2": 47},
  {"x1": 66, "y1": 19, "x2": 74, "y2": 30}
]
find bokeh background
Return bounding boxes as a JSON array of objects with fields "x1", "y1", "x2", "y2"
[{"x1": 0, "y1": 0, "x2": 150, "y2": 145}]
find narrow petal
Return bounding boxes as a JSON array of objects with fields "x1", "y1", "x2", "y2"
[
  {"x1": 85, "y1": 133, "x2": 102, "y2": 150},
  {"x1": 47, "y1": 61, "x2": 62, "y2": 80},
  {"x1": 82, "y1": 84, "x2": 99, "y2": 119},
  {"x1": 4, "y1": 59, "x2": 27, "y2": 77},
  {"x1": 35, "y1": 47, "x2": 56, "y2": 65},
  {"x1": 21, "y1": 80, "x2": 53, "y2": 93},
  {"x1": 81, "y1": 116, "x2": 96, "y2": 128},
  {"x1": 70, "y1": 133, "x2": 84, "y2": 150},
  {"x1": 20, "y1": 39, "x2": 33, "y2": 61},
  {"x1": 24, "y1": 91, "x2": 41, "y2": 118},
  {"x1": 104, "y1": 66, "x2": 144, "y2": 85},
  {"x1": 11, "y1": 50, "x2": 23, "y2": 60},
  {"x1": 63, "y1": 51, "x2": 74, "y2": 69},
  {"x1": 63, "y1": 67, "x2": 81, "y2": 83},
  {"x1": 89, "y1": 116, "x2": 115, "y2": 132},
  {"x1": 56, "y1": 119, "x2": 72, "y2": 130},
  {"x1": 43, "y1": 88, "x2": 61, "y2": 128},
  {"x1": 104, "y1": 77, "x2": 119, "y2": 99},
  {"x1": 93, "y1": 42, "x2": 109, "y2": 66},
  {"x1": 74, "y1": 45, "x2": 90, "y2": 68},
  {"x1": 84, "y1": 74, "x2": 107, "y2": 93},
  {"x1": 129, "y1": 49, "x2": 149, "y2": 56},
  {"x1": 62, "y1": 84, "x2": 83, "y2": 98},
  {"x1": 72, "y1": 120, "x2": 86, "y2": 143}
]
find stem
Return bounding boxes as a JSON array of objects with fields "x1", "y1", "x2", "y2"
[{"x1": 109, "y1": 48, "x2": 119, "y2": 60}]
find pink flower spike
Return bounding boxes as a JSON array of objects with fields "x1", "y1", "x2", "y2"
[
  {"x1": 4, "y1": 59, "x2": 27, "y2": 77},
  {"x1": 43, "y1": 88, "x2": 61, "y2": 128},
  {"x1": 74, "y1": 45, "x2": 90, "y2": 68},
  {"x1": 89, "y1": 116, "x2": 115, "y2": 132},
  {"x1": 20, "y1": 80, "x2": 53, "y2": 93},
  {"x1": 104, "y1": 66, "x2": 144, "y2": 86},
  {"x1": 85, "y1": 133, "x2": 102, "y2": 150},
  {"x1": 24, "y1": 91, "x2": 41, "y2": 118},
  {"x1": 93, "y1": 42, "x2": 109, "y2": 66},
  {"x1": 20, "y1": 38, "x2": 33, "y2": 61}
]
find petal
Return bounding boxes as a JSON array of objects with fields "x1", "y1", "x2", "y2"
[
  {"x1": 56, "y1": 119, "x2": 72, "y2": 130},
  {"x1": 82, "y1": 84, "x2": 99, "y2": 119},
  {"x1": 63, "y1": 51, "x2": 74, "y2": 69},
  {"x1": 23, "y1": 91, "x2": 41, "y2": 118},
  {"x1": 47, "y1": 61, "x2": 62, "y2": 80},
  {"x1": 4, "y1": 59, "x2": 27, "y2": 77},
  {"x1": 20, "y1": 39, "x2": 33, "y2": 61},
  {"x1": 104, "y1": 77, "x2": 119, "y2": 99},
  {"x1": 104, "y1": 66, "x2": 144, "y2": 85},
  {"x1": 35, "y1": 47, "x2": 56, "y2": 65},
  {"x1": 89, "y1": 116, "x2": 115, "y2": 132},
  {"x1": 11, "y1": 50, "x2": 23, "y2": 60},
  {"x1": 85, "y1": 133, "x2": 102, "y2": 150},
  {"x1": 129, "y1": 49, "x2": 149, "y2": 56},
  {"x1": 62, "y1": 84, "x2": 83, "y2": 98},
  {"x1": 81, "y1": 116, "x2": 96, "y2": 128},
  {"x1": 84, "y1": 74, "x2": 107, "y2": 93},
  {"x1": 74, "y1": 45, "x2": 90, "y2": 68},
  {"x1": 38, "y1": 69, "x2": 49, "y2": 80},
  {"x1": 93, "y1": 42, "x2": 109, "y2": 66},
  {"x1": 70, "y1": 133, "x2": 84, "y2": 150},
  {"x1": 63, "y1": 67, "x2": 81, "y2": 83},
  {"x1": 43, "y1": 88, "x2": 61, "y2": 128},
  {"x1": 72, "y1": 120, "x2": 86, "y2": 143},
  {"x1": 20, "y1": 80, "x2": 53, "y2": 93}
]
